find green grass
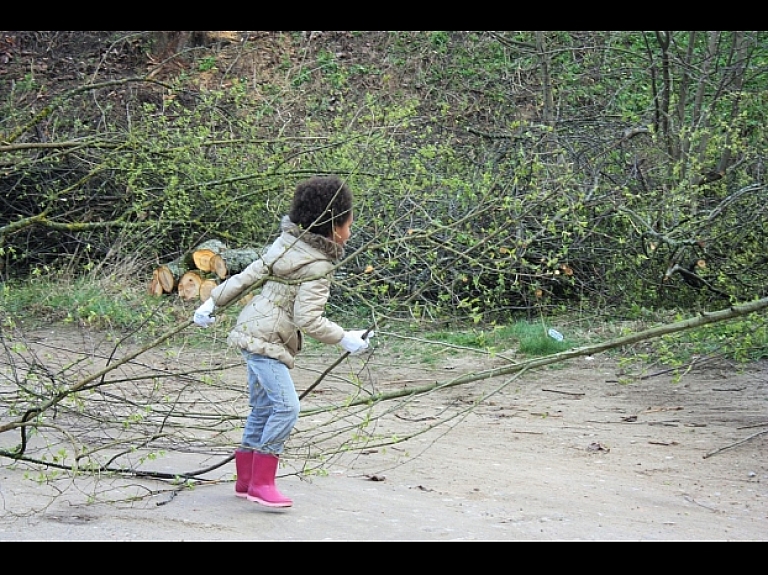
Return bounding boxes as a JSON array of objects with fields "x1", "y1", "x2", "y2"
[
  {"x1": 3, "y1": 273, "x2": 765, "y2": 366},
  {"x1": 0, "y1": 273, "x2": 185, "y2": 339},
  {"x1": 428, "y1": 320, "x2": 574, "y2": 357}
]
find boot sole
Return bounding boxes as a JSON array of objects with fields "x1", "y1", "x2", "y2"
[{"x1": 247, "y1": 494, "x2": 292, "y2": 508}]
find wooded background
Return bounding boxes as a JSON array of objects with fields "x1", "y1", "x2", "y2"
[{"x1": 2, "y1": 31, "x2": 767, "y2": 320}]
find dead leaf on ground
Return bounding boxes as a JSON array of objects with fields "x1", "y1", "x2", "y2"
[{"x1": 364, "y1": 474, "x2": 386, "y2": 482}]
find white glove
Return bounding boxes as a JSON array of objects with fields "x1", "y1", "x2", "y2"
[
  {"x1": 339, "y1": 330, "x2": 374, "y2": 355},
  {"x1": 193, "y1": 298, "x2": 216, "y2": 328}
]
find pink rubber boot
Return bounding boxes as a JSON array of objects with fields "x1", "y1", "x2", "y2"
[
  {"x1": 234, "y1": 450, "x2": 253, "y2": 498},
  {"x1": 247, "y1": 452, "x2": 293, "y2": 508}
]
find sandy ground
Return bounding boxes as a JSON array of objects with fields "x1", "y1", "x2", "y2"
[{"x1": 1, "y1": 330, "x2": 766, "y2": 541}]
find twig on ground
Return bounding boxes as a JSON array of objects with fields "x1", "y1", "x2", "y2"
[
  {"x1": 541, "y1": 388, "x2": 585, "y2": 397},
  {"x1": 703, "y1": 429, "x2": 768, "y2": 459},
  {"x1": 683, "y1": 494, "x2": 718, "y2": 512},
  {"x1": 638, "y1": 355, "x2": 716, "y2": 380},
  {"x1": 737, "y1": 422, "x2": 768, "y2": 430}
]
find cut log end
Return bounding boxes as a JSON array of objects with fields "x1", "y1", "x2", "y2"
[
  {"x1": 191, "y1": 240, "x2": 228, "y2": 272},
  {"x1": 178, "y1": 271, "x2": 203, "y2": 301},
  {"x1": 211, "y1": 254, "x2": 228, "y2": 279},
  {"x1": 192, "y1": 249, "x2": 216, "y2": 272},
  {"x1": 154, "y1": 259, "x2": 188, "y2": 293},
  {"x1": 199, "y1": 278, "x2": 218, "y2": 302},
  {"x1": 157, "y1": 265, "x2": 176, "y2": 293},
  {"x1": 148, "y1": 269, "x2": 165, "y2": 297}
]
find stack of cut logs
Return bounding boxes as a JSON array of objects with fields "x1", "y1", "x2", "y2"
[{"x1": 148, "y1": 239, "x2": 261, "y2": 302}]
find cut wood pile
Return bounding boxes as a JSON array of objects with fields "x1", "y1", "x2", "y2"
[{"x1": 148, "y1": 239, "x2": 261, "y2": 301}]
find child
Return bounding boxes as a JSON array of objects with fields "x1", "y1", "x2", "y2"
[{"x1": 193, "y1": 176, "x2": 372, "y2": 508}]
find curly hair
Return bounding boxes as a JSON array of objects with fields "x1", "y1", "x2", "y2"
[{"x1": 289, "y1": 176, "x2": 353, "y2": 238}]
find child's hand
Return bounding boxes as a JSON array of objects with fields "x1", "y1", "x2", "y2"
[
  {"x1": 340, "y1": 330, "x2": 374, "y2": 354},
  {"x1": 193, "y1": 298, "x2": 216, "y2": 328}
]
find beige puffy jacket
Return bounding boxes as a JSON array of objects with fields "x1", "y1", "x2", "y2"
[{"x1": 209, "y1": 216, "x2": 345, "y2": 368}]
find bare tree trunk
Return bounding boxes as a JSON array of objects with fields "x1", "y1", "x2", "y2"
[
  {"x1": 536, "y1": 31, "x2": 554, "y2": 127},
  {"x1": 712, "y1": 32, "x2": 749, "y2": 178},
  {"x1": 675, "y1": 31, "x2": 698, "y2": 177},
  {"x1": 655, "y1": 31, "x2": 673, "y2": 163},
  {"x1": 689, "y1": 31, "x2": 723, "y2": 185},
  {"x1": 644, "y1": 32, "x2": 661, "y2": 135}
]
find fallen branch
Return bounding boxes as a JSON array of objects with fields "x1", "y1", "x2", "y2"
[
  {"x1": 0, "y1": 265, "x2": 339, "y2": 439},
  {"x1": 304, "y1": 296, "x2": 768, "y2": 414},
  {"x1": 3, "y1": 289, "x2": 767, "y2": 483}
]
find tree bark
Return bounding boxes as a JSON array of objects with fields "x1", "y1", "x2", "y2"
[
  {"x1": 210, "y1": 248, "x2": 262, "y2": 279},
  {"x1": 655, "y1": 31, "x2": 673, "y2": 160}
]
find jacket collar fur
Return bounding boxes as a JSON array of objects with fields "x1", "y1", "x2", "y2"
[{"x1": 281, "y1": 215, "x2": 345, "y2": 262}]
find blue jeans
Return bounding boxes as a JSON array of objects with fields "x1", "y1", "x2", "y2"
[{"x1": 240, "y1": 351, "x2": 300, "y2": 455}]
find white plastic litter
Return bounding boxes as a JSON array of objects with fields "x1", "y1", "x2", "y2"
[{"x1": 547, "y1": 328, "x2": 564, "y2": 342}]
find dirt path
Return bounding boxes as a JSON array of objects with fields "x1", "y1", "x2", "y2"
[{"x1": 1, "y1": 335, "x2": 766, "y2": 540}]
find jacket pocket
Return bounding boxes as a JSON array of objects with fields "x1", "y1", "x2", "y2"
[{"x1": 276, "y1": 322, "x2": 301, "y2": 356}]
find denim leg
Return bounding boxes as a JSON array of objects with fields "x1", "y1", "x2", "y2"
[
  {"x1": 240, "y1": 351, "x2": 271, "y2": 448},
  {"x1": 240, "y1": 351, "x2": 300, "y2": 455}
]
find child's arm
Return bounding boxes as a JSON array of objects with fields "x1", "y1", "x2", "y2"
[
  {"x1": 210, "y1": 257, "x2": 268, "y2": 308},
  {"x1": 193, "y1": 257, "x2": 268, "y2": 327},
  {"x1": 293, "y1": 275, "x2": 345, "y2": 345},
  {"x1": 293, "y1": 274, "x2": 372, "y2": 354}
]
